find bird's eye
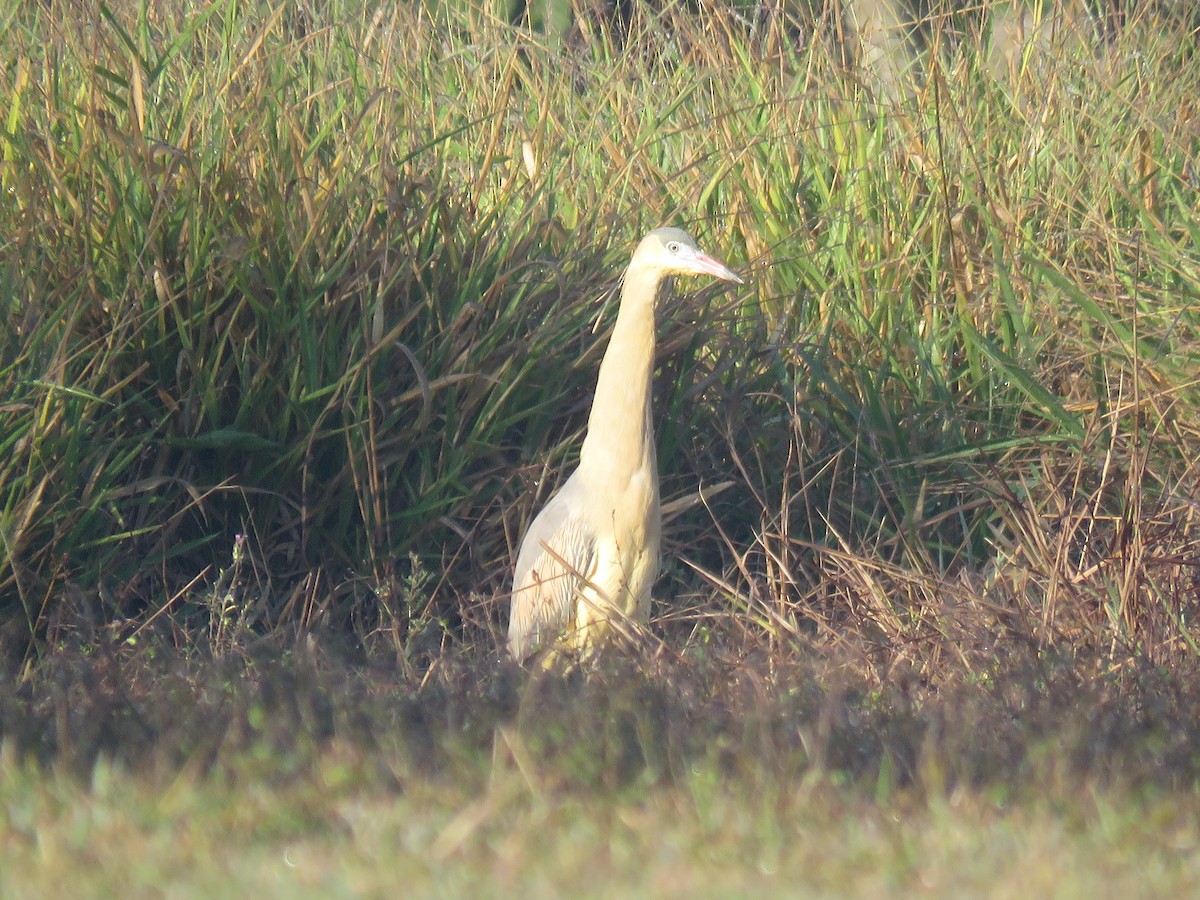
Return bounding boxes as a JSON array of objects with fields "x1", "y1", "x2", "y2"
[{"x1": 666, "y1": 241, "x2": 681, "y2": 254}]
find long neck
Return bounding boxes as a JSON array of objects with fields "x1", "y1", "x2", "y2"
[{"x1": 578, "y1": 265, "x2": 661, "y2": 487}]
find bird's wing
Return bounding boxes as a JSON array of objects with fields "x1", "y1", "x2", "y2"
[{"x1": 508, "y1": 490, "x2": 598, "y2": 662}]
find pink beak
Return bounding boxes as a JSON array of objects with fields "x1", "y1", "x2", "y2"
[{"x1": 691, "y1": 252, "x2": 745, "y2": 285}]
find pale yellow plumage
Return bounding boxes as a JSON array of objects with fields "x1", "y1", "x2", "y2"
[{"x1": 508, "y1": 227, "x2": 743, "y2": 663}]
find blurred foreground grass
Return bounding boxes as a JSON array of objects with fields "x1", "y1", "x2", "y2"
[
  {"x1": 6, "y1": 763, "x2": 1196, "y2": 896},
  {"x1": 3, "y1": 643, "x2": 1200, "y2": 896}
]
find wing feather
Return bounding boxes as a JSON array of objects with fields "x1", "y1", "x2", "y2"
[{"x1": 508, "y1": 487, "x2": 597, "y2": 662}]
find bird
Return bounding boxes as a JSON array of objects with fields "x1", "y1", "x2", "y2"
[{"x1": 508, "y1": 227, "x2": 743, "y2": 664}]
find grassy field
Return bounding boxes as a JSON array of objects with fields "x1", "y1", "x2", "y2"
[
  {"x1": 3, "y1": 644, "x2": 1200, "y2": 896},
  {"x1": 3, "y1": 0, "x2": 1200, "y2": 893}
]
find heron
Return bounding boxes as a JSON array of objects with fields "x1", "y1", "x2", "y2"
[{"x1": 508, "y1": 227, "x2": 743, "y2": 664}]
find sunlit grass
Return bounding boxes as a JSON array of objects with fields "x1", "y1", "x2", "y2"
[{"x1": 5, "y1": 759, "x2": 1198, "y2": 897}]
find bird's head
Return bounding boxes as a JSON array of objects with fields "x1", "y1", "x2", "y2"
[{"x1": 633, "y1": 227, "x2": 744, "y2": 284}]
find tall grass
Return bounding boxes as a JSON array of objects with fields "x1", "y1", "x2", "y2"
[{"x1": 1, "y1": 0, "x2": 1198, "y2": 674}]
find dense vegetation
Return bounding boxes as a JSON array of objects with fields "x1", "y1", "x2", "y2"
[
  {"x1": 4, "y1": 0, "x2": 1197, "y2": 670},
  {"x1": 2, "y1": 0, "x2": 1200, "y2": 892}
]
